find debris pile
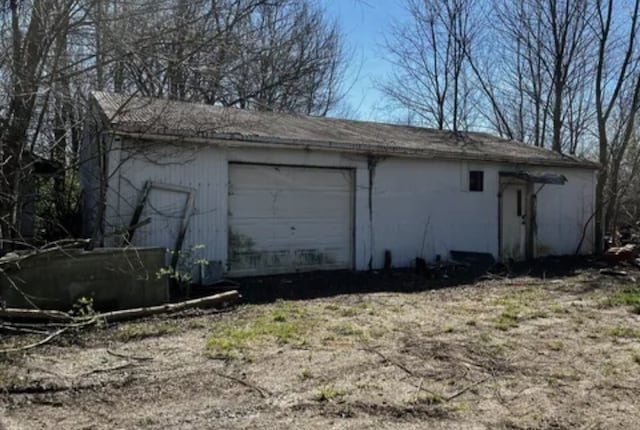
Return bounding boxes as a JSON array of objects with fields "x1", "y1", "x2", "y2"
[{"x1": 604, "y1": 243, "x2": 640, "y2": 265}]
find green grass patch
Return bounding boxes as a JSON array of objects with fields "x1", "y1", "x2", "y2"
[
  {"x1": 607, "y1": 325, "x2": 640, "y2": 339},
  {"x1": 492, "y1": 295, "x2": 549, "y2": 331},
  {"x1": 206, "y1": 301, "x2": 313, "y2": 359},
  {"x1": 316, "y1": 385, "x2": 346, "y2": 402},
  {"x1": 606, "y1": 287, "x2": 640, "y2": 307},
  {"x1": 494, "y1": 306, "x2": 520, "y2": 331},
  {"x1": 605, "y1": 287, "x2": 640, "y2": 314}
]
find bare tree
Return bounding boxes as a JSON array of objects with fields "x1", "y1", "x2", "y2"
[
  {"x1": 0, "y1": 0, "x2": 349, "y2": 247},
  {"x1": 381, "y1": 0, "x2": 478, "y2": 131},
  {"x1": 593, "y1": 0, "x2": 640, "y2": 249}
]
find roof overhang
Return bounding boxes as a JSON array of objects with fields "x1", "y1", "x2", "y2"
[
  {"x1": 500, "y1": 171, "x2": 568, "y2": 185},
  {"x1": 106, "y1": 128, "x2": 600, "y2": 170}
]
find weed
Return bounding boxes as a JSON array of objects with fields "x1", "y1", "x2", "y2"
[
  {"x1": 631, "y1": 351, "x2": 640, "y2": 365},
  {"x1": 316, "y1": 385, "x2": 346, "y2": 402},
  {"x1": 369, "y1": 326, "x2": 387, "y2": 339},
  {"x1": 448, "y1": 401, "x2": 470, "y2": 412},
  {"x1": 548, "y1": 370, "x2": 580, "y2": 382},
  {"x1": 494, "y1": 307, "x2": 520, "y2": 331},
  {"x1": 331, "y1": 323, "x2": 364, "y2": 338},
  {"x1": 607, "y1": 325, "x2": 640, "y2": 339},
  {"x1": 117, "y1": 321, "x2": 178, "y2": 342},
  {"x1": 546, "y1": 340, "x2": 564, "y2": 351},
  {"x1": 550, "y1": 303, "x2": 570, "y2": 314},
  {"x1": 340, "y1": 306, "x2": 359, "y2": 317},
  {"x1": 605, "y1": 287, "x2": 640, "y2": 310},
  {"x1": 300, "y1": 368, "x2": 312, "y2": 379},
  {"x1": 412, "y1": 392, "x2": 444, "y2": 405},
  {"x1": 527, "y1": 309, "x2": 549, "y2": 319},
  {"x1": 70, "y1": 296, "x2": 96, "y2": 318},
  {"x1": 442, "y1": 325, "x2": 455, "y2": 333},
  {"x1": 466, "y1": 319, "x2": 477, "y2": 326}
]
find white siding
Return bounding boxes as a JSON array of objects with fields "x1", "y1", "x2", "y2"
[
  {"x1": 104, "y1": 138, "x2": 596, "y2": 275},
  {"x1": 371, "y1": 158, "x2": 501, "y2": 268},
  {"x1": 536, "y1": 168, "x2": 596, "y2": 256}
]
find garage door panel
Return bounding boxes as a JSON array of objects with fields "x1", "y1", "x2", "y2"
[
  {"x1": 229, "y1": 191, "x2": 351, "y2": 216},
  {"x1": 228, "y1": 164, "x2": 353, "y2": 276},
  {"x1": 231, "y1": 224, "x2": 349, "y2": 244}
]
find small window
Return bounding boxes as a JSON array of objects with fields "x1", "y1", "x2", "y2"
[
  {"x1": 469, "y1": 171, "x2": 484, "y2": 192},
  {"x1": 517, "y1": 189, "x2": 522, "y2": 216}
]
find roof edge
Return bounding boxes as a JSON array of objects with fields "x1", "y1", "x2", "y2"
[{"x1": 108, "y1": 129, "x2": 600, "y2": 170}]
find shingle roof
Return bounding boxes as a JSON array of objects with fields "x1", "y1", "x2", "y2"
[{"x1": 91, "y1": 91, "x2": 598, "y2": 169}]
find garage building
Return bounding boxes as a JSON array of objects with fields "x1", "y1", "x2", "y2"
[{"x1": 81, "y1": 92, "x2": 598, "y2": 277}]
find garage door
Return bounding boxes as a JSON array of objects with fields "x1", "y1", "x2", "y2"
[{"x1": 227, "y1": 163, "x2": 354, "y2": 276}]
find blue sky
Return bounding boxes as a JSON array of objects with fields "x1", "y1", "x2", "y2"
[{"x1": 323, "y1": 0, "x2": 407, "y2": 121}]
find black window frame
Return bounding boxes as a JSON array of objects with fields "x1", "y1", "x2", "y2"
[{"x1": 469, "y1": 170, "x2": 484, "y2": 192}]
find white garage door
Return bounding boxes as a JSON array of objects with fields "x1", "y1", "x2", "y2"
[{"x1": 227, "y1": 163, "x2": 354, "y2": 276}]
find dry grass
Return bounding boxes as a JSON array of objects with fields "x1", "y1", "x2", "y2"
[{"x1": 2, "y1": 269, "x2": 640, "y2": 429}]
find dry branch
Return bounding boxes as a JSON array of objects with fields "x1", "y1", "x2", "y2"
[
  {"x1": 0, "y1": 308, "x2": 73, "y2": 322},
  {"x1": 97, "y1": 290, "x2": 240, "y2": 323},
  {"x1": 0, "y1": 328, "x2": 69, "y2": 354},
  {"x1": 212, "y1": 370, "x2": 271, "y2": 398},
  {"x1": 107, "y1": 349, "x2": 153, "y2": 361}
]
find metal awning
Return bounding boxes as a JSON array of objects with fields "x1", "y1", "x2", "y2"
[{"x1": 500, "y1": 171, "x2": 567, "y2": 185}]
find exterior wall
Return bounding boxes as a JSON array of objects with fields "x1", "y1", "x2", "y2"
[
  {"x1": 103, "y1": 141, "x2": 371, "y2": 271},
  {"x1": 371, "y1": 158, "x2": 502, "y2": 268},
  {"x1": 100, "y1": 137, "x2": 596, "y2": 274},
  {"x1": 535, "y1": 168, "x2": 596, "y2": 256}
]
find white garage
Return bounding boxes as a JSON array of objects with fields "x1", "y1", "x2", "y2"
[
  {"x1": 84, "y1": 92, "x2": 599, "y2": 278},
  {"x1": 227, "y1": 163, "x2": 354, "y2": 276}
]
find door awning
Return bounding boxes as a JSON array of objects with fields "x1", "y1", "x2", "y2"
[{"x1": 500, "y1": 171, "x2": 567, "y2": 185}]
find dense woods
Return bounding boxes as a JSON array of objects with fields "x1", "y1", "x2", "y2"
[{"x1": 0, "y1": 0, "x2": 638, "y2": 250}]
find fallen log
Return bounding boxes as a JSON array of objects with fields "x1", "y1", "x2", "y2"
[
  {"x1": 0, "y1": 308, "x2": 73, "y2": 322},
  {"x1": 98, "y1": 290, "x2": 241, "y2": 323},
  {"x1": 0, "y1": 290, "x2": 240, "y2": 324}
]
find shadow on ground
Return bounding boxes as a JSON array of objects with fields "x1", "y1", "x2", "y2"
[{"x1": 194, "y1": 255, "x2": 609, "y2": 304}]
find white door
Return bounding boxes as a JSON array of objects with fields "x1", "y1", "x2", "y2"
[
  {"x1": 227, "y1": 163, "x2": 354, "y2": 276},
  {"x1": 501, "y1": 180, "x2": 528, "y2": 261}
]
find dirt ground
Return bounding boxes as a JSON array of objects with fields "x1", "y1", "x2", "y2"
[{"x1": 2, "y1": 264, "x2": 640, "y2": 429}]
